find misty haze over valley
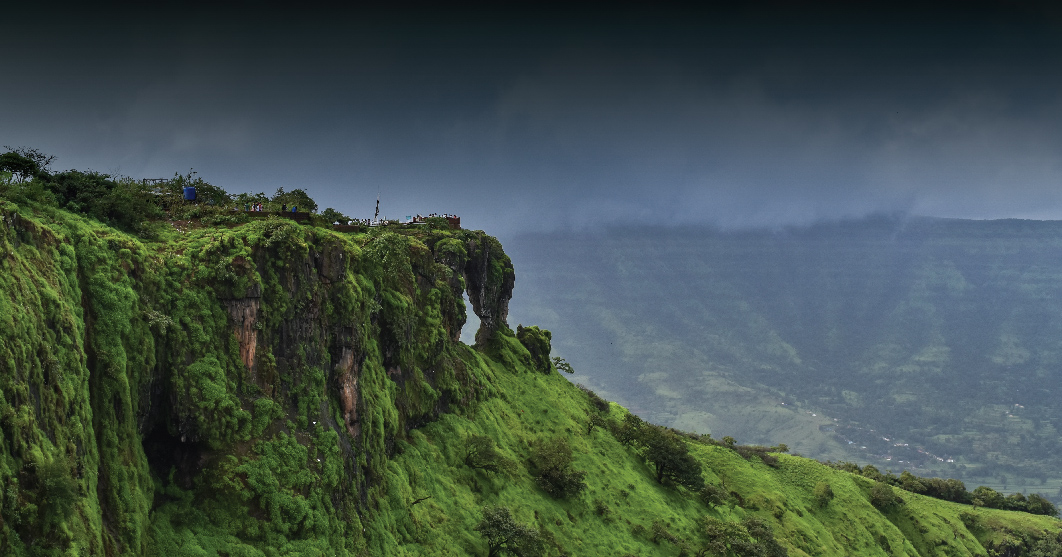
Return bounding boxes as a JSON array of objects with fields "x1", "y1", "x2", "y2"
[{"x1": 508, "y1": 216, "x2": 1062, "y2": 501}]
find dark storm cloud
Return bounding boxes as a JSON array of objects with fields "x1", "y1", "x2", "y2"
[{"x1": 4, "y1": 3, "x2": 1062, "y2": 236}]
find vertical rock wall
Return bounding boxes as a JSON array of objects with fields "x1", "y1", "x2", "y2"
[{"x1": 0, "y1": 206, "x2": 519, "y2": 555}]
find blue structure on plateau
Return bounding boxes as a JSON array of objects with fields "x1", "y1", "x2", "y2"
[{"x1": 183, "y1": 186, "x2": 197, "y2": 201}]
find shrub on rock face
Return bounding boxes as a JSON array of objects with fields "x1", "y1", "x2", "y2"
[
  {"x1": 516, "y1": 325, "x2": 553, "y2": 374},
  {"x1": 35, "y1": 458, "x2": 78, "y2": 536}
]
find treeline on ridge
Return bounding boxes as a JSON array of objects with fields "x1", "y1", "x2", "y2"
[{"x1": 824, "y1": 460, "x2": 1058, "y2": 517}]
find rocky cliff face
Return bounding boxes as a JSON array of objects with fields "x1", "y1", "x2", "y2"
[{"x1": 0, "y1": 205, "x2": 520, "y2": 555}]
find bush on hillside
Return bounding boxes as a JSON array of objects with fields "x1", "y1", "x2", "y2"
[
  {"x1": 733, "y1": 444, "x2": 780, "y2": 468},
  {"x1": 1024, "y1": 493, "x2": 1058, "y2": 517},
  {"x1": 586, "y1": 412, "x2": 609, "y2": 434},
  {"x1": 869, "y1": 481, "x2": 902, "y2": 511},
  {"x1": 529, "y1": 437, "x2": 586, "y2": 498},
  {"x1": 464, "y1": 434, "x2": 516, "y2": 475},
  {"x1": 813, "y1": 481, "x2": 834, "y2": 509},
  {"x1": 0, "y1": 147, "x2": 54, "y2": 183},
  {"x1": 697, "y1": 516, "x2": 788, "y2": 557},
  {"x1": 700, "y1": 484, "x2": 732, "y2": 509},
  {"x1": 611, "y1": 412, "x2": 645, "y2": 446},
  {"x1": 552, "y1": 356, "x2": 575, "y2": 375},
  {"x1": 475, "y1": 506, "x2": 543, "y2": 557},
  {"x1": 641, "y1": 425, "x2": 704, "y2": 491}
]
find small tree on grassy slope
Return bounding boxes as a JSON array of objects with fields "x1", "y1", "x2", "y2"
[
  {"x1": 612, "y1": 412, "x2": 645, "y2": 446},
  {"x1": 741, "y1": 516, "x2": 789, "y2": 557},
  {"x1": 464, "y1": 434, "x2": 515, "y2": 475},
  {"x1": 475, "y1": 506, "x2": 543, "y2": 557},
  {"x1": 529, "y1": 437, "x2": 586, "y2": 498},
  {"x1": 696, "y1": 516, "x2": 788, "y2": 557},
  {"x1": 870, "y1": 481, "x2": 902, "y2": 511},
  {"x1": 642, "y1": 425, "x2": 704, "y2": 491},
  {"x1": 700, "y1": 483, "x2": 731, "y2": 509},
  {"x1": 813, "y1": 481, "x2": 835, "y2": 508}
]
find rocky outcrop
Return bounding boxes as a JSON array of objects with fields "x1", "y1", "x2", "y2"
[
  {"x1": 0, "y1": 206, "x2": 530, "y2": 555},
  {"x1": 516, "y1": 325, "x2": 554, "y2": 374},
  {"x1": 461, "y1": 232, "x2": 515, "y2": 344},
  {"x1": 224, "y1": 295, "x2": 261, "y2": 385}
]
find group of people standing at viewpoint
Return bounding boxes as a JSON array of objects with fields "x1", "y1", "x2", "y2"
[
  {"x1": 411, "y1": 213, "x2": 457, "y2": 222},
  {"x1": 241, "y1": 203, "x2": 297, "y2": 213}
]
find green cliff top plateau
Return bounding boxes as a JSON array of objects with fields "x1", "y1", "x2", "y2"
[{"x1": 0, "y1": 199, "x2": 1059, "y2": 556}]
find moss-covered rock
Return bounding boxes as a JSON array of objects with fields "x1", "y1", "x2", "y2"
[{"x1": 516, "y1": 325, "x2": 553, "y2": 374}]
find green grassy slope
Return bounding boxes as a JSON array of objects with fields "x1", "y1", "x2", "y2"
[
  {"x1": 0, "y1": 201, "x2": 1058, "y2": 555},
  {"x1": 380, "y1": 347, "x2": 1061, "y2": 556}
]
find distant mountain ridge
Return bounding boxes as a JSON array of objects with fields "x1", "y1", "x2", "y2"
[{"x1": 508, "y1": 216, "x2": 1062, "y2": 499}]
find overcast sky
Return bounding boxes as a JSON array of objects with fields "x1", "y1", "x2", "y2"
[{"x1": 5, "y1": 2, "x2": 1062, "y2": 239}]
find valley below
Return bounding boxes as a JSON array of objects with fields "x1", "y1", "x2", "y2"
[{"x1": 508, "y1": 216, "x2": 1062, "y2": 503}]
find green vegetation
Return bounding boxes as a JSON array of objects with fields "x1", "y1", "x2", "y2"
[
  {"x1": 640, "y1": 425, "x2": 706, "y2": 489},
  {"x1": 474, "y1": 506, "x2": 543, "y2": 557},
  {"x1": 528, "y1": 437, "x2": 587, "y2": 498},
  {"x1": 813, "y1": 481, "x2": 835, "y2": 508},
  {"x1": 0, "y1": 161, "x2": 1060, "y2": 554},
  {"x1": 823, "y1": 461, "x2": 1059, "y2": 517},
  {"x1": 464, "y1": 435, "x2": 516, "y2": 475},
  {"x1": 0, "y1": 147, "x2": 372, "y2": 239},
  {"x1": 697, "y1": 515, "x2": 788, "y2": 557}
]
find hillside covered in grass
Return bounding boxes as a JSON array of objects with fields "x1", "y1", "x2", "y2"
[{"x1": 1, "y1": 195, "x2": 1060, "y2": 556}]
